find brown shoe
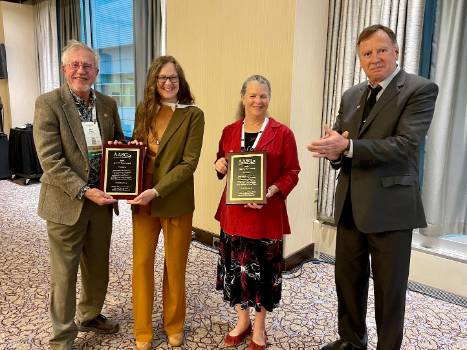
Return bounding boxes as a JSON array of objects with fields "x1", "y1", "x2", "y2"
[
  {"x1": 224, "y1": 322, "x2": 252, "y2": 346},
  {"x1": 77, "y1": 314, "x2": 119, "y2": 334},
  {"x1": 167, "y1": 332, "x2": 184, "y2": 347},
  {"x1": 135, "y1": 341, "x2": 152, "y2": 350}
]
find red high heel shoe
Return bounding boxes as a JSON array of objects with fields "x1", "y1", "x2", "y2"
[
  {"x1": 247, "y1": 331, "x2": 267, "y2": 350},
  {"x1": 224, "y1": 322, "x2": 252, "y2": 346}
]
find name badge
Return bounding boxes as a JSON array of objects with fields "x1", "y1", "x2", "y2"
[{"x1": 82, "y1": 121, "x2": 102, "y2": 156}]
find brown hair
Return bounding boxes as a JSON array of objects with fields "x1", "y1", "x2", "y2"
[
  {"x1": 357, "y1": 24, "x2": 398, "y2": 47},
  {"x1": 133, "y1": 56, "x2": 194, "y2": 142}
]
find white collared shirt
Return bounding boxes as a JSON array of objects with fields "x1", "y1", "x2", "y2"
[
  {"x1": 160, "y1": 101, "x2": 196, "y2": 111},
  {"x1": 345, "y1": 65, "x2": 400, "y2": 158}
]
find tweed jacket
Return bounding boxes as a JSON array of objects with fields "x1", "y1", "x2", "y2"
[
  {"x1": 214, "y1": 117, "x2": 300, "y2": 240},
  {"x1": 33, "y1": 84, "x2": 124, "y2": 225},
  {"x1": 332, "y1": 70, "x2": 438, "y2": 233},
  {"x1": 134, "y1": 105, "x2": 205, "y2": 217}
]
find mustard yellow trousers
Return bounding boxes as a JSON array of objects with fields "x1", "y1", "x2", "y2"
[{"x1": 132, "y1": 209, "x2": 193, "y2": 342}]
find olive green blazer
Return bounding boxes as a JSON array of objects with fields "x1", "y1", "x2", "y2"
[
  {"x1": 134, "y1": 105, "x2": 205, "y2": 217},
  {"x1": 33, "y1": 85, "x2": 124, "y2": 225}
]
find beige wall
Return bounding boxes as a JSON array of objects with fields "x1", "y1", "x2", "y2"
[
  {"x1": 0, "y1": 1, "x2": 39, "y2": 131},
  {"x1": 284, "y1": 0, "x2": 329, "y2": 256},
  {"x1": 167, "y1": 0, "x2": 297, "y2": 235},
  {"x1": 166, "y1": 2, "x2": 466, "y2": 300},
  {"x1": 0, "y1": 2, "x2": 11, "y2": 132}
]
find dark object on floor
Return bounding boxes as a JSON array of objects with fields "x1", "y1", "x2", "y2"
[
  {"x1": 0, "y1": 132, "x2": 10, "y2": 179},
  {"x1": 0, "y1": 98, "x2": 10, "y2": 179},
  {"x1": 9, "y1": 124, "x2": 42, "y2": 184}
]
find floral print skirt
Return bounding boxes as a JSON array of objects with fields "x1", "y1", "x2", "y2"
[{"x1": 216, "y1": 229, "x2": 284, "y2": 312}]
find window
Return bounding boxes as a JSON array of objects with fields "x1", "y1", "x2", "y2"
[{"x1": 80, "y1": 0, "x2": 135, "y2": 138}]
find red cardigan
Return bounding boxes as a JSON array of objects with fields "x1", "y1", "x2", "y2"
[{"x1": 214, "y1": 117, "x2": 300, "y2": 240}]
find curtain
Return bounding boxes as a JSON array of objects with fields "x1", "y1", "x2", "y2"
[
  {"x1": 33, "y1": 0, "x2": 60, "y2": 94},
  {"x1": 133, "y1": 0, "x2": 162, "y2": 105},
  {"x1": 57, "y1": 0, "x2": 81, "y2": 84},
  {"x1": 318, "y1": 0, "x2": 426, "y2": 222},
  {"x1": 421, "y1": 0, "x2": 467, "y2": 237}
]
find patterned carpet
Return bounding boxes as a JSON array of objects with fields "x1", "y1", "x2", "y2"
[{"x1": 0, "y1": 179, "x2": 466, "y2": 349}]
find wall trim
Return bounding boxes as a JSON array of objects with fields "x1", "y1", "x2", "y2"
[
  {"x1": 284, "y1": 243, "x2": 315, "y2": 271},
  {"x1": 192, "y1": 227, "x2": 315, "y2": 273}
]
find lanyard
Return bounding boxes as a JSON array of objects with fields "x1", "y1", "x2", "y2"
[
  {"x1": 241, "y1": 117, "x2": 269, "y2": 151},
  {"x1": 82, "y1": 105, "x2": 102, "y2": 150},
  {"x1": 90, "y1": 105, "x2": 97, "y2": 123}
]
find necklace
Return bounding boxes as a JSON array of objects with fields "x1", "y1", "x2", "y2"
[
  {"x1": 153, "y1": 130, "x2": 161, "y2": 145},
  {"x1": 150, "y1": 121, "x2": 161, "y2": 145}
]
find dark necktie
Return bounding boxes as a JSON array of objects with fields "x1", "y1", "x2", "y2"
[{"x1": 361, "y1": 85, "x2": 382, "y2": 129}]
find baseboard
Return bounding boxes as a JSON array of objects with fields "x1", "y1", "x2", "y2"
[
  {"x1": 192, "y1": 228, "x2": 316, "y2": 272},
  {"x1": 192, "y1": 227, "x2": 219, "y2": 249},
  {"x1": 284, "y1": 243, "x2": 315, "y2": 271}
]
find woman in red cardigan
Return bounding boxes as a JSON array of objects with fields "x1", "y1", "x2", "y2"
[{"x1": 214, "y1": 75, "x2": 300, "y2": 349}]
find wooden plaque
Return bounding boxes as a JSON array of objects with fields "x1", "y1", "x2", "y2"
[{"x1": 100, "y1": 144, "x2": 145, "y2": 199}]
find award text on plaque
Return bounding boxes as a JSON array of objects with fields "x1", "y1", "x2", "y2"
[
  {"x1": 226, "y1": 151, "x2": 267, "y2": 204},
  {"x1": 100, "y1": 144, "x2": 144, "y2": 199}
]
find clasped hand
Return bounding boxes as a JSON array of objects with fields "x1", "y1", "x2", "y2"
[
  {"x1": 307, "y1": 126, "x2": 349, "y2": 160},
  {"x1": 83, "y1": 139, "x2": 125, "y2": 205},
  {"x1": 244, "y1": 185, "x2": 279, "y2": 209}
]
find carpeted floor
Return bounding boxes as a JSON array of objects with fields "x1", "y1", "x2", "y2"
[{"x1": 0, "y1": 179, "x2": 466, "y2": 349}]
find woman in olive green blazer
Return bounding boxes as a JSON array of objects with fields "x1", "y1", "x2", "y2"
[{"x1": 128, "y1": 56, "x2": 204, "y2": 350}]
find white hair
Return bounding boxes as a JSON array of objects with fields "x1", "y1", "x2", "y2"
[{"x1": 61, "y1": 40, "x2": 100, "y2": 67}]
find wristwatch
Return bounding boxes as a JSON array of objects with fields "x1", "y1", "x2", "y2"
[{"x1": 77, "y1": 185, "x2": 91, "y2": 199}]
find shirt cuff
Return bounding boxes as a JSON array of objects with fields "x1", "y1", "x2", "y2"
[
  {"x1": 77, "y1": 185, "x2": 90, "y2": 199},
  {"x1": 344, "y1": 139, "x2": 353, "y2": 158}
]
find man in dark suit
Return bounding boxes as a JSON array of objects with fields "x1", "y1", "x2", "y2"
[
  {"x1": 308, "y1": 25, "x2": 438, "y2": 350},
  {"x1": 34, "y1": 41, "x2": 124, "y2": 349}
]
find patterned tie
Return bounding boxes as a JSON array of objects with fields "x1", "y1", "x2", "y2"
[{"x1": 361, "y1": 85, "x2": 382, "y2": 129}]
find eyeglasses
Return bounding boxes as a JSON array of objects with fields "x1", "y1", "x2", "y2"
[
  {"x1": 157, "y1": 75, "x2": 179, "y2": 83},
  {"x1": 67, "y1": 62, "x2": 96, "y2": 71}
]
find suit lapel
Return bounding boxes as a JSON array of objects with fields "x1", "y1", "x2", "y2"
[
  {"x1": 350, "y1": 86, "x2": 368, "y2": 139},
  {"x1": 61, "y1": 85, "x2": 88, "y2": 158},
  {"x1": 358, "y1": 71, "x2": 405, "y2": 136},
  {"x1": 255, "y1": 119, "x2": 275, "y2": 149},
  {"x1": 95, "y1": 94, "x2": 113, "y2": 142},
  {"x1": 156, "y1": 107, "x2": 186, "y2": 155}
]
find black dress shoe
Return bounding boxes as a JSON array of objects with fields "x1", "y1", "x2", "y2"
[
  {"x1": 77, "y1": 314, "x2": 119, "y2": 334},
  {"x1": 321, "y1": 339, "x2": 366, "y2": 350}
]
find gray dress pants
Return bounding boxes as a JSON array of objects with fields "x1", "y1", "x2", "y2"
[{"x1": 47, "y1": 199, "x2": 113, "y2": 349}]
